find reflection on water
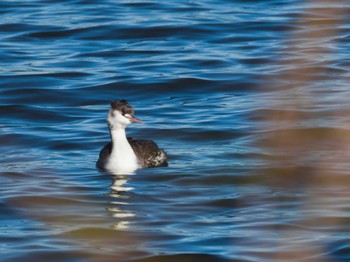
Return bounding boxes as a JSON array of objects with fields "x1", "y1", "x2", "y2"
[{"x1": 108, "y1": 175, "x2": 135, "y2": 230}]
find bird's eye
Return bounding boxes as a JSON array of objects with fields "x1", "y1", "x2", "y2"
[{"x1": 122, "y1": 107, "x2": 132, "y2": 116}]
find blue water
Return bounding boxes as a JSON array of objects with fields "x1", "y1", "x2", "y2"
[{"x1": 1, "y1": 0, "x2": 350, "y2": 261}]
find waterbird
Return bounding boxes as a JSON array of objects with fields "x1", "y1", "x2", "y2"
[{"x1": 97, "y1": 100, "x2": 168, "y2": 172}]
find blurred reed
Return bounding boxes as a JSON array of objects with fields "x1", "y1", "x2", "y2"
[{"x1": 260, "y1": 0, "x2": 349, "y2": 260}]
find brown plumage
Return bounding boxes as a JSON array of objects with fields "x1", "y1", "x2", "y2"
[{"x1": 128, "y1": 138, "x2": 168, "y2": 168}]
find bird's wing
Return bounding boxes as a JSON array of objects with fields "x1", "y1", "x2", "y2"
[{"x1": 129, "y1": 139, "x2": 168, "y2": 168}]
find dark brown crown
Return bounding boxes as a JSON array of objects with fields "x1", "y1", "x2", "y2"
[{"x1": 110, "y1": 100, "x2": 134, "y2": 116}]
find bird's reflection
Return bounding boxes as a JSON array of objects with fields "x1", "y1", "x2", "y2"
[{"x1": 107, "y1": 169, "x2": 137, "y2": 230}]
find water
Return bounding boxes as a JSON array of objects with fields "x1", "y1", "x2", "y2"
[{"x1": 1, "y1": 0, "x2": 350, "y2": 261}]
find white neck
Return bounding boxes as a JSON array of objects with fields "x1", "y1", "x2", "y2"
[{"x1": 105, "y1": 124, "x2": 139, "y2": 173}]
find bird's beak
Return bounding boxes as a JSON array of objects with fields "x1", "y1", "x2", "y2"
[{"x1": 130, "y1": 116, "x2": 142, "y2": 123}]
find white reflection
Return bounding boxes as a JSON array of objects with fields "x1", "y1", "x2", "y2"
[
  {"x1": 111, "y1": 221, "x2": 131, "y2": 230},
  {"x1": 110, "y1": 178, "x2": 134, "y2": 192},
  {"x1": 107, "y1": 173, "x2": 136, "y2": 230}
]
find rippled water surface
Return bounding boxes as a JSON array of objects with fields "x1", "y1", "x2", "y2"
[{"x1": 2, "y1": 0, "x2": 350, "y2": 261}]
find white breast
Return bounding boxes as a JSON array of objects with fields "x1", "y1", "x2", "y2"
[{"x1": 105, "y1": 129, "x2": 140, "y2": 173}]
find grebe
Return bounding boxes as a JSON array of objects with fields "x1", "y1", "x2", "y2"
[{"x1": 97, "y1": 100, "x2": 168, "y2": 172}]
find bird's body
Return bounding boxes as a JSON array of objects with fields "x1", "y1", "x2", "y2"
[
  {"x1": 128, "y1": 138, "x2": 168, "y2": 168},
  {"x1": 96, "y1": 100, "x2": 168, "y2": 172}
]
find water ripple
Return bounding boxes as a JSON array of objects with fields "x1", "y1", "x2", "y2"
[{"x1": 1, "y1": 0, "x2": 350, "y2": 261}]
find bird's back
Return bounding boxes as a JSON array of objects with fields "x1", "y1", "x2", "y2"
[{"x1": 128, "y1": 138, "x2": 168, "y2": 168}]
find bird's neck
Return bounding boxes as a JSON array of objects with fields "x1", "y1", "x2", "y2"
[
  {"x1": 109, "y1": 125, "x2": 128, "y2": 144},
  {"x1": 107, "y1": 125, "x2": 139, "y2": 172}
]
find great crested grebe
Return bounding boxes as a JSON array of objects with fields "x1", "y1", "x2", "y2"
[{"x1": 97, "y1": 100, "x2": 168, "y2": 172}]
